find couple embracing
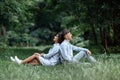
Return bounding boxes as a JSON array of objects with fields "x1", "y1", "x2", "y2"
[{"x1": 10, "y1": 29, "x2": 97, "y2": 66}]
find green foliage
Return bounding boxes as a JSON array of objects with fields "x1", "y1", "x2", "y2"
[
  {"x1": 0, "y1": 0, "x2": 119, "y2": 51},
  {"x1": 6, "y1": 31, "x2": 38, "y2": 46},
  {"x1": 61, "y1": 15, "x2": 76, "y2": 28},
  {"x1": 0, "y1": 0, "x2": 35, "y2": 29},
  {"x1": 71, "y1": 36, "x2": 89, "y2": 47}
]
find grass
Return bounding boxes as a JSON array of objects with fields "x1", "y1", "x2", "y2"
[{"x1": 0, "y1": 47, "x2": 120, "y2": 80}]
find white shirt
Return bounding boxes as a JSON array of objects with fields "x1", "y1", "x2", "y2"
[{"x1": 60, "y1": 40, "x2": 88, "y2": 62}]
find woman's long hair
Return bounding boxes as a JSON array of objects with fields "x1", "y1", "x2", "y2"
[{"x1": 57, "y1": 32, "x2": 64, "y2": 44}]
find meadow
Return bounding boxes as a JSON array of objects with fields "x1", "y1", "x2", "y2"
[{"x1": 0, "y1": 47, "x2": 120, "y2": 80}]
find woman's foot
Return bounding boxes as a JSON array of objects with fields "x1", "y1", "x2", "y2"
[
  {"x1": 15, "y1": 56, "x2": 22, "y2": 65},
  {"x1": 10, "y1": 56, "x2": 16, "y2": 62}
]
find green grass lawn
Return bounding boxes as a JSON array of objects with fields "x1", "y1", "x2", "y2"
[{"x1": 0, "y1": 47, "x2": 120, "y2": 80}]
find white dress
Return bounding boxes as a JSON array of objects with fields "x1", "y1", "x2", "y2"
[{"x1": 39, "y1": 43, "x2": 60, "y2": 66}]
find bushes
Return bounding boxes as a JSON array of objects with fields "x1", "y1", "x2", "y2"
[{"x1": 6, "y1": 31, "x2": 38, "y2": 47}]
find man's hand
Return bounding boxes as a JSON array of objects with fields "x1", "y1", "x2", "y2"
[{"x1": 86, "y1": 49, "x2": 91, "y2": 55}]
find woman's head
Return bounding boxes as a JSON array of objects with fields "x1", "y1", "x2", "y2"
[
  {"x1": 61, "y1": 29, "x2": 72, "y2": 41},
  {"x1": 53, "y1": 32, "x2": 63, "y2": 44}
]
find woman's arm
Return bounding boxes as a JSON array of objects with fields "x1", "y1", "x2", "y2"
[{"x1": 43, "y1": 46, "x2": 60, "y2": 58}]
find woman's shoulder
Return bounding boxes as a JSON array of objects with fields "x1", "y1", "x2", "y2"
[{"x1": 53, "y1": 43, "x2": 60, "y2": 48}]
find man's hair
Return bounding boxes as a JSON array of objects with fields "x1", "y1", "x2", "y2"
[{"x1": 61, "y1": 29, "x2": 70, "y2": 39}]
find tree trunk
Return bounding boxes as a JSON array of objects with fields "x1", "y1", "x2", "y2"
[
  {"x1": 103, "y1": 27, "x2": 108, "y2": 50},
  {"x1": 0, "y1": 24, "x2": 7, "y2": 42},
  {"x1": 99, "y1": 27, "x2": 108, "y2": 53},
  {"x1": 92, "y1": 25, "x2": 98, "y2": 44},
  {"x1": 113, "y1": 25, "x2": 120, "y2": 46}
]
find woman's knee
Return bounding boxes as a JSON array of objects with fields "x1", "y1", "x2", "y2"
[
  {"x1": 33, "y1": 53, "x2": 39, "y2": 57},
  {"x1": 34, "y1": 53, "x2": 40, "y2": 59},
  {"x1": 34, "y1": 53, "x2": 39, "y2": 55}
]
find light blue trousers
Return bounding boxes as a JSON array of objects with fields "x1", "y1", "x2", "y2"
[{"x1": 72, "y1": 51, "x2": 97, "y2": 63}]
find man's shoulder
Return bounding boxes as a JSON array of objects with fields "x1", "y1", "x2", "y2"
[{"x1": 61, "y1": 41, "x2": 68, "y2": 46}]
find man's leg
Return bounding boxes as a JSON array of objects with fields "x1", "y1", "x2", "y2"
[
  {"x1": 72, "y1": 51, "x2": 86, "y2": 62},
  {"x1": 87, "y1": 55, "x2": 97, "y2": 63},
  {"x1": 73, "y1": 51, "x2": 97, "y2": 63}
]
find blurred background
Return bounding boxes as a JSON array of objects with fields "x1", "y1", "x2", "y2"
[{"x1": 0, "y1": 0, "x2": 119, "y2": 53}]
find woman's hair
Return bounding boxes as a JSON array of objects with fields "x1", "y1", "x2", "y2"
[
  {"x1": 56, "y1": 29, "x2": 70, "y2": 44},
  {"x1": 57, "y1": 32, "x2": 64, "y2": 44},
  {"x1": 61, "y1": 29, "x2": 70, "y2": 39}
]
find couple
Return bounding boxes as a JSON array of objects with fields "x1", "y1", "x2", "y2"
[{"x1": 10, "y1": 29, "x2": 97, "y2": 66}]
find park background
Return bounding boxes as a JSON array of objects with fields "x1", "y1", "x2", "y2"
[{"x1": 0, "y1": 0, "x2": 120, "y2": 80}]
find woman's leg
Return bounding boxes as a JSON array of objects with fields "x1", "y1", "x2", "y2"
[
  {"x1": 28, "y1": 59, "x2": 40, "y2": 65},
  {"x1": 21, "y1": 53, "x2": 40, "y2": 64}
]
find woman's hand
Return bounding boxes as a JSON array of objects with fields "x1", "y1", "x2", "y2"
[{"x1": 40, "y1": 53, "x2": 44, "y2": 57}]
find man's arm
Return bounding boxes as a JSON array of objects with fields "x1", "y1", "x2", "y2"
[{"x1": 71, "y1": 45, "x2": 91, "y2": 55}]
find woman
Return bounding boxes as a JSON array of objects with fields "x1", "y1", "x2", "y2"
[
  {"x1": 10, "y1": 32, "x2": 63, "y2": 66},
  {"x1": 60, "y1": 29, "x2": 97, "y2": 63}
]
